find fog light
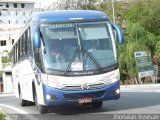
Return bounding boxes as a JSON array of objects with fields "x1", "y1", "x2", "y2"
[
  {"x1": 115, "y1": 88, "x2": 120, "y2": 94},
  {"x1": 46, "y1": 94, "x2": 51, "y2": 100},
  {"x1": 46, "y1": 94, "x2": 57, "y2": 100}
]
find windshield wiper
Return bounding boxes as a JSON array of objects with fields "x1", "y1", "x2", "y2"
[
  {"x1": 83, "y1": 49, "x2": 103, "y2": 73},
  {"x1": 64, "y1": 48, "x2": 103, "y2": 75},
  {"x1": 64, "y1": 48, "x2": 79, "y2": 75}
]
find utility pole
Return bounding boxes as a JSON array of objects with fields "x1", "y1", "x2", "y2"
[{"x1": 112, "y1": 0, "x2": 116, "y2": 23}]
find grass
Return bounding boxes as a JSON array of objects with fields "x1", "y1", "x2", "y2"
[{"x1": 0, "y1": 109, "x2": 5, "y2": 120}]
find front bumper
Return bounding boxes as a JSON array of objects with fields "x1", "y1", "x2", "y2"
[{"x1": 42, "y1": 81, "x2": 120, "y2": 106}]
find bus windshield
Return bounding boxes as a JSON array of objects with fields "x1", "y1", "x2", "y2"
[{"x1": 40, "y1": 21, "x2": 117, "y2": 72}]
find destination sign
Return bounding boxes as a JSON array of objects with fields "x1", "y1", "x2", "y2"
[{"x1": 48, "y1": 23, "x2": 74, "y2": 29}]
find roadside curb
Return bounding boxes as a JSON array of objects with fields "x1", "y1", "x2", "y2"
[
  {"x1": 0, "y1": 92, "x2": 14, "y2": 98},
  {"x1": 121, "y1": 84, "x2": 160, "y2": 88}
]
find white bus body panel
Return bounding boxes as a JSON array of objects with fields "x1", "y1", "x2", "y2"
[{"x1": 12, "y1": 59, "x2": 35, "y2": 102}]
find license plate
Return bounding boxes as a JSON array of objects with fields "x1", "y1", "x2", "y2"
[{"x1": 78, "y1": 98, "x2": 92, "y2": 104}]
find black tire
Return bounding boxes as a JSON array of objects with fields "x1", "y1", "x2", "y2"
[
  {"x1": 19, "y1": 88, "x2": 27, "y2": 106},
  {"x1": 37, "y1": 104, "x2": 48, "y2": 114},
  {"x1": 92, "y1": 101, "x2": 103, "y2": 109},
  {"x1": 34, "y1": 90, "x2": 47, "y2": 114}
]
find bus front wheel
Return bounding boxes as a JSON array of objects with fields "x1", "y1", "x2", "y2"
[
  {"x1": 19, "y1": 88, "x2": 27, "y2": 106},
  {"x1": 36, "y1": 103, "x2": 47, "y2": 114},
  {"x1": 92, "y1": 101, "x2": 103, "y2": 109},
  {"x1": 34, "y1": 91, "x2": 47, "y2": 114}
]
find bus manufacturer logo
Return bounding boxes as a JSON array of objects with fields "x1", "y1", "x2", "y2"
[
  {"x1": 81, "y1": 84, "x2": 89, "y2": 90},
  {"x1": 74, "y1": 71, "x2": 94, "y2": 76}
]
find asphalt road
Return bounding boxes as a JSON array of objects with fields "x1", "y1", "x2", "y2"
[{"x1": 0, "y1": 85, "x2": 160, "y2": 120}]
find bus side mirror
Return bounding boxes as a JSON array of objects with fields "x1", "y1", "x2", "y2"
[
  {"x1": 33, "y1": 27, "x2": 41, "y2": 48},
  {"x1": 113, "y1": 24, "x2": 124, "y2": 44}
]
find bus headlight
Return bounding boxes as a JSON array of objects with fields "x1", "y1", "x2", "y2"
[
  {"x1": 101, "y1": 76, "x2": 120, "y2": 84},
  {"x1": 110, "y1": 76, "x2": 120, "y2": 83},
  {"x1": 41, "y1": 74, "x2": 62, "y2": 89}
]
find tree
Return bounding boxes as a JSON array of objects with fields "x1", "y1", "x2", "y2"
[
  {"x1": 53, "y1": 0, "x2": 98, "y2": 10},
  {"x1": 119, "y1": 0, "x2": 160, "y2": 83},
  {"x1": 118, "y1": 21, "x2": 149, "y2": 84},
  {"x1": 1, "y1": 50, "x2": 12, "y2": 63},
  {"x1": 125, "y1": 0, "x2": 160, "y2": 58},
  {"x1": 101, "y1": 0, "x2": 160, "y2": 83}
]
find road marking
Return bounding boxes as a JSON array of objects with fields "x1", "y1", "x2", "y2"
[{"x1": 0, "y1": 104, "x2": 39, "y2": 120}]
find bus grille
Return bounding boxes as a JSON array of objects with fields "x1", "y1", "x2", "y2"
[
  {"x1": 61, "y1": 82, "x2": 110, "y2": 91},
  {"x1": 63, "y1": 91, "x2": 105, "y2": 100}
]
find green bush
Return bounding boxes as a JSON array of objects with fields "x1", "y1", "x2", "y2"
[{"x1": 0, "y1": 112, "x2": 5, "y2": 120}]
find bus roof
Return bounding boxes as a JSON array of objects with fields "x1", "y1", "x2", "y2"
[{"x1": 32, "y1": 10, "x2": 110, "y2": 23}]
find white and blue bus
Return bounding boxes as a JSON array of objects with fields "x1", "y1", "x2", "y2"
[{"x1": 12, "y1": 10, "x2": 124, "y2": 113}]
